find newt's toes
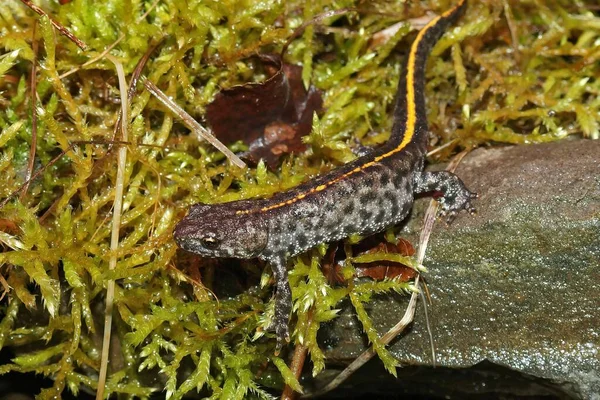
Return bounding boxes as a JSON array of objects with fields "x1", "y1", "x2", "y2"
[
  {"x1": 274, "y1": 323, "x2": 290, "y2": 354},
  {"x1": 268, "y1": 312, "x2": 290, "y2": 354}
]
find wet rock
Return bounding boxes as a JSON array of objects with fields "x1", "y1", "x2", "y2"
[{"x1": 310, "y1": 139, "x2": 600, "y2": 399}]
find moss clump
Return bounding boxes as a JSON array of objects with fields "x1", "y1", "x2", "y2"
[{"x1": 0, "y1": 0, "x2": 598, "y2": 398}]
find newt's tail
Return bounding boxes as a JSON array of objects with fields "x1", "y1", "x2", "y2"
[{"x1": 389, "y1": 0, "x2": 467, "y2": 151}]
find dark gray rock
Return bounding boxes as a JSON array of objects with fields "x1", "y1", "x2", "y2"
[{"x1": 311, "y1": 139, "x2": 600, "y2": 399}]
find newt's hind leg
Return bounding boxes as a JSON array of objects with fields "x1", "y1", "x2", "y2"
[{"x1": 413, "y1": 171, "x2": 477, "y2": 216}]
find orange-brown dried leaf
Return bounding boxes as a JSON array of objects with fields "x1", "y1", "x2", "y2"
[
  {"x1": 328, "y1": 238, "x2": 416, "y2": 284},
  {"x1": 353, "y1": 240, "x2": 416, "y2": 281}
]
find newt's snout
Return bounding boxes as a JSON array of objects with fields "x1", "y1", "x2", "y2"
[{"x1": 173, "y1": 217, "x2": 197, "y2": 240}]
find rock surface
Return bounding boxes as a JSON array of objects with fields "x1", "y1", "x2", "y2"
[{"x1": 308, "y1": 139, "x2": 600, "y2": 399}]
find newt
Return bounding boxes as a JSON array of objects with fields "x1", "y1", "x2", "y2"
[{"x1": 174, "y1": 0, "x2": 474, "y2": 348}]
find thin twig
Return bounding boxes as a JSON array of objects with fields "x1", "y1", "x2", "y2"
[
  {"x1": 110, "y1": 40, "x2": 163, "y2": 149},
  {"x1": 426, "y1": 138, "x2": 458, "y2": 157},
  {"x1": 58, "y1": 35, "x2": 124, "y2": 79},
  {"x1": 281, "y1": 343, "x2": 308, "y2": 400},
  {"x1": 281, "y1": 309, "x2": 313, "y2": 399},
  {"x1": 419, "y1": 284, "x2": 436, "y2": 366},
  {"x1": 72, "y1": 139, "x2": 164, "y2": 149},
  {"x1": 95, "y1": 54, "x2": 129, "y2": 400},
  {"x1": 502, "y1": 0, "x2": 520, "y2": 62},
  {"x1": 0, "y1": 268, "x2": 11, "y2": 302},
  {"x1": 139, "y1": 0, "x2": 162, "y2": 21},
  {"x1": 21, "y1": 21, "x2": 39, "y2": 201},
  {"x1": 369, "y1": 12, "x2": 437, "y2": 49},
  {"x1": 143, "y1": 78, "x2": 246, "y2": 169},
  {"x1": 19, "y1": 0, "x2": 87, "y2": 50}
]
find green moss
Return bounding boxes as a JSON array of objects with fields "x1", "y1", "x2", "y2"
[{"x1": 0, "y1": 0, "x2": 598, "y2": 397}]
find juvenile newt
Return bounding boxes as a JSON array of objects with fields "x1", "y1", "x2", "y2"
[{"x1": 174, "y1": 0, "x2": 474, "y2": 347}]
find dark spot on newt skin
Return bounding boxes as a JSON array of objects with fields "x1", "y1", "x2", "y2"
[
  {"x1": 296, "y1": 233, "x2": 308, "y2": 248},
  {"x1": 359, "y1": 209, "x2": 373, "y2": 220},
  {"x1": 262, "y1": 249, "x2": 273, "y2": 258},
  {"x1": 343, "y1": 201, "x2": 355, "y2": 215},
  {"x1": 287, "y1": 220, "x2": 296, "y2": 231},
  {"x1": 360, "y1": 191, "x2": 377, "y2": 204},
  {"x1": 391, "y1": 201, "x2": 400, "y2": 216},
  {"x1": 324, "y1": 220, "x2": 337, "y2": 231},
  {"x1": 384, "y1": 190, "x2": 396, "y2": 205},
  {"x1": 393, "y1": 174, "x2": 406, "y2": 189},
  {"x1": 375, "y1": 209, "x2": 386, "y2": 224},
  {"x1": 344, "y1": 223, "x2": 357, "y2": 234},
  {"x1": 272, "y1": 225, "x2": 283, "y2": 236},
  {"x1": 380, "y1": 171, "x2": 391, "y2": 186}
]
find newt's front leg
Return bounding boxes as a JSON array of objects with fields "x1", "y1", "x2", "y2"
[
  {"x1": 413, "y1": 170, "x2": 477, "y2": 215},
  {"x1": 268, "y1": 256, "x2": 292, "y2": 349}
]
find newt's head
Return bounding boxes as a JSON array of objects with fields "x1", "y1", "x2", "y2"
[{"x1": 174, "y1": 202, "x2": 268, "y2": 259}]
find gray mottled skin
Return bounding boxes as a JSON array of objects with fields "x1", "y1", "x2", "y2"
[{"x1": 174, "y1": 0, "x2": 473, "y2": 347}]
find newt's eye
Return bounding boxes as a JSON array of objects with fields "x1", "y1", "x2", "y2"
[{"x1": 201, "y1": 237, "x2": 220, "y2": 249}]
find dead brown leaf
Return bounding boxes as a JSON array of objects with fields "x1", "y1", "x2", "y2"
[
  {"x1": 323, "y1": 237, "x2": 417, "y2": 284},
  {"x1": 206, "y1": 54, "x2": 322, "y2": 168}
]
